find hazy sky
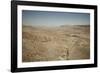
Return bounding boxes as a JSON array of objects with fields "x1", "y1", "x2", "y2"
[{"x1": 22, "y1": 10, "x2": 90, "y2": 27}]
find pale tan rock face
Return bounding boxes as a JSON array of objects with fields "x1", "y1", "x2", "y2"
[{"x1": 22, "y1": 25, "x2": 90, "y2": 62}]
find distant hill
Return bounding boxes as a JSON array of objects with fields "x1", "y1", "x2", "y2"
[{"x1": 60, "y1": 24, "x2": 90, "y2": 27}]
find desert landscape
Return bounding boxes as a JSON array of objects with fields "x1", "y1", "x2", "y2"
[{"x1": 22, "y1": 25, "x2": 90, "y2": 62}]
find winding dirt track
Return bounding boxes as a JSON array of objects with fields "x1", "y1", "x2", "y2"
[{"x1": 22, "y1": 25, "x2": 90, "y2": 62}]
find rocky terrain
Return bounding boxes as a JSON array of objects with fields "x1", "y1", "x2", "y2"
[{"x1": 22, "y1": 25, "x2": 90, "y2": 62}]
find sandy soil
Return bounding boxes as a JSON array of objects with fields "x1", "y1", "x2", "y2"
[{"x1": 22, "y1": 25, "x2": 90, "y2": 62}]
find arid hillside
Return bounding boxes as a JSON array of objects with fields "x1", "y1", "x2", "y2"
[{"x1": 22, "y1": 25, "x2": 90, "y2": 62}]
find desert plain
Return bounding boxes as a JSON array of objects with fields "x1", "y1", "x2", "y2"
[{"x1": 22, "y1": 25, "x2": 90, "y2": 62}]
